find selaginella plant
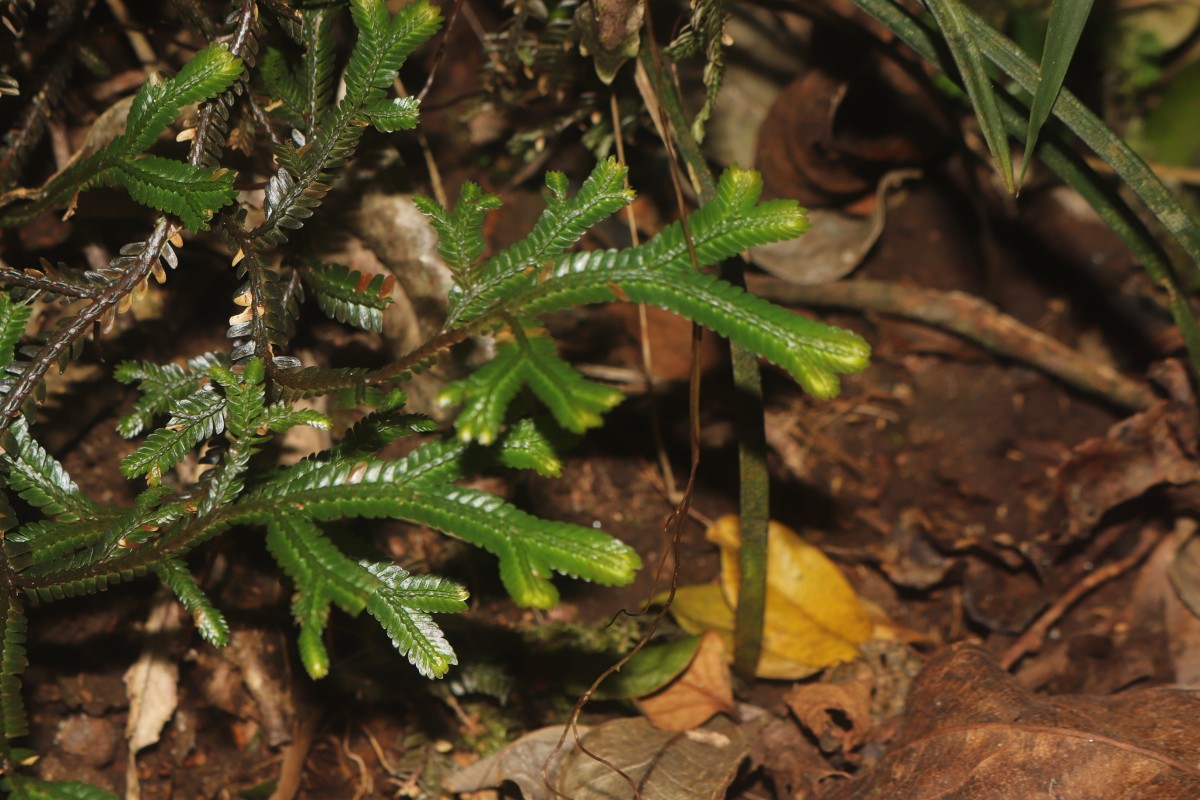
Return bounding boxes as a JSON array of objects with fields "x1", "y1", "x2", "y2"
[{"x1": 0, "y1": 0, "x2": 869, "y2": 789}]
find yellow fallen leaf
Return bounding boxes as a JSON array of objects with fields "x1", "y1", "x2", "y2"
[{"x1": 663, "y1": 516, "x2": 872, "y2": 679}]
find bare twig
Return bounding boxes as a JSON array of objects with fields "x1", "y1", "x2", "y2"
[
  {"x1": 747, "y1": 275, "x2": 1158, "y2": 411},
  {"x1": 999, "y1": 527, "x2": 1158, "y2": 670}
]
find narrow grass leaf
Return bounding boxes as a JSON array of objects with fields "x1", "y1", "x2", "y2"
[
  {"x1": 924, "y1": 0, "x2": 1015, "y2": 193},
  {"x1": 1020, "y1": 0, "x2": 1095, "y2": 189}
]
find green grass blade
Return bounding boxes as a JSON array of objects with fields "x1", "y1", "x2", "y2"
[
  {"x1": 957, "y1": 4, "x2": 1200, "y2": 274},
  {"x1": 924, "y1": 0, "x2": 1015, "y2": 193},
  {"x1": 1019, "y1": 0, "x2": 1095, "y2": 189},
  {"x1": 852, "y1": 0, "x2": 1200, "y2": 381}
]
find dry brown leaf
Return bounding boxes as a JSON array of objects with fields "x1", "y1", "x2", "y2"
[
  {"x1": 823, "y1": 644, "x2": 1200, "y2": 800},
  {"x1": 784, "y1": 679, "x2": 873, "y2": 756},
  {"x1": 637, "y1": 630, "x2": 734, "y2": 732}
]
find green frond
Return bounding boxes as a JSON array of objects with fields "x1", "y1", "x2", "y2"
[
  {"x1": 344, "y1": 0, "x2": 442, "y2": 106},
  {"x1": 364, "y1": 562, "x2": 465, "y2": 678},
  {"x1": 105, "y1": 156, "x2": 238, "y2": 231},
  {"x1": 122, "y1": 43, "x2": 245, "y2": 155},
  {"x1": 259, "y1": 46, "x2": 306, "y2": 122},
  {"x1": 412, "y1": 182, "x2": 502, "y2": 281},
  {"x1": 23, "y1": 488, "x2": 184, "y2": 578},
  {"x1": 397, "y1": 487, "x2": 641, "y2": 608},
  {"x1": 495, "y1": 417, "x2": 567, "y2": 478},
  {"x1": 120, "y1": 389, "x2": 226, "y2": 482},
  {"x1": 437, "y1": 342, "x2": 526, "y2": 445},
  {"x1": 462, "y1": 166, "x2": 871, "y2": 398},
  {"x1": 264, "y1": 406, "x2": 332, "y2": 434},
  {"x1": 0, "y1": 294, "x2": 31, "y2": 371},
  {"x1": 439, "y1": 328, "x2": 622, "y2": 443},
  {"x1": 24, "y1": 565, "x2": 150, "y2": 603},
  {"x1": 255, "y1": 0, "x2": 441, "y2": 246},
  {"x1": 364, "y1": 96, "x2": 421, "y2": 133},
  {"x1": 246, "y1": 438, "x2": 469, "y2": 510},
  {"x1": 527, "y1": 254, "x2": 870, "y2": 398},
  {"x1": 3, "y1": 420, "x2": 112, "y2": 523},
  {"x1": 302, "y1": 261, "x2": 394, "y2": 332},
  {"x1": 115, "y1": 352, "x2": 227, "y2": 438},
  {"x1": 272, "y1": 366, "x2": 375, "y2": 405},
  {"x1": 0, "y1": 594, "x2": 28, "y2": 741},
  {"x1": 155, "y1": 559, "x2": 229, "y2": 647},
  {"x1": 327, "y1": 406, "x2": 436, "y2": 460},
  {"x1": 5, "y1": 519, "x2": 108, "y2": 572},
  {"x1": 265, "y1": 514, "x2": 378, "y2": 678},
  {"x1": 210, "y1": 359, "x2": 267, "y2": 441},
  {"x1": 517, "y1": 331, "x2": 624, "y2": 432},
  {"x1": 449, "y1": 158, "x2": 634, "y2": 324},
  {"x1": 301, "y1": 6, "x2": 339, "y2": 125}
]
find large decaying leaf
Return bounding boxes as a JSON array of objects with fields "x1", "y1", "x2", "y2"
[
  {"x1": 444, "y1": 725, "x2": 587, "y2": 799},
  {"x1": 664, "y1": 516, "x2": 871, "y2": 679},
  {"x1": 824, "y1": 644, "x2": 1200, "y2": 799},
  {"x1": 558, "y1": 715, "x2": 750, "y2": 799}
]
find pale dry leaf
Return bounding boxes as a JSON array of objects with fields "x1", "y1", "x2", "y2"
[
  {"x1": 444, "y1": 724, "x2": 586, "y2": 799},
  {"x1": 124, "y1": 592, "x2": 184, "y2": 800},
  {"x1": 558, "y1": 715, "x2": 749, "y2": 800}
]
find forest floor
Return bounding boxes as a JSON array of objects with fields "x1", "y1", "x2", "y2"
[{"x1": 4, "y1": 2, "x2": 1200, "y2": 799}]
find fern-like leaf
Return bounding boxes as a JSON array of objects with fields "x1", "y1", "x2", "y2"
[
  {"x1": 364, "y1": 562, "x2": 465, "y2": 678},
  {"x1": 255, "y1": 0, "x2": 441, "y2": 246},
  {"x1": 301, "y1": 6, "x2": 339, "y2": 126},
  {"x1": 303, "y1": 261, "x2": 395, "y2": 332},
  {"x1": 509, "y1": 167, "x2": 871, "y2": 398},
  {"x1": 412, "y1": 181, "x2": 502, "y2": 281},
  {"x1": 210, "y1": 359, "x2": 267, "y2": 441},
  {"x1": 266, "y1": 514, "x2": 377, "y2": 678},
  {"x1": 115, "y1": 352, "x2": 228, "y2": 438},
  {"x1": 155, "y1": 558, "x2": 229, "y2": 647},
  {"x1": 0, "y1": 296, "x2": 31, "y2": 371},
  {"x1": 105, "y1": 156, "x2": 237, "y2": 232},
  {"x1": 448, "y1": 158, "x2": 634, "y2": 324},
  {"x1": 259, "y1": 46, "x2": 306, "y2": 124},
  {"x1": 398, "y1": 486, "x2": 641, "y2": 608},
  {"x1": 122, "y1": 44, "x2": 245, "y2": 155},
  {"x1": 120, "y1": 388, "x2": 227, "y2": 482},
  {"x1": 364, "y1": 96, "x2": 421, "y2": 132},
  {"x1": 0, "y1": 594, "x2": 28, "y2": 741},
  {"x1": 439, "y1": 326, "x2": 622, "y2": 444},
  {"x1": 3, "y1": 420, "x2": 113, "y2": 523},
  {"x1": 495, "y1": 417, "x2": 567, "y2": 478}
]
